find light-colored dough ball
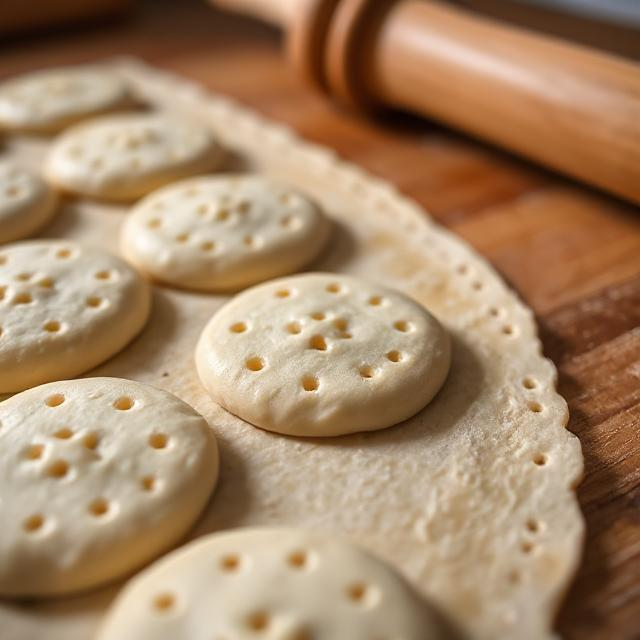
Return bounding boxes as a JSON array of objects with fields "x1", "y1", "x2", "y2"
[
  {"x1": 0, "y1": 66, "x2": 131, "y2": 134},
  {"x1": 0, "y1": 161, "x2": 59, "y2": 243},
  {"x1": 46, "y1": 114, "x2": 223, "y2": 201},
  {"x1": 196, "y1": 273, "x2": 451, "y2": 436},
  {"x1": 0, "y1": 377, "x2": 218, "y2": 597},
  {"x1": 0, "y1": 240, "x2": 151, "y2": 393},
  {"x1": 121, "y1": 175, "x2": 331, "y2": 291},
  {"x1": 97, "y1": 527, "x2": 445, "y2": 640}
]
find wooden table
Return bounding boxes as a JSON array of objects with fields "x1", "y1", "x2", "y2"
[{"x1": 1, "y1": 1, "x2": 638, "y2": 637}]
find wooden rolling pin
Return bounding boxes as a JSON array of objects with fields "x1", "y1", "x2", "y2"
[{"x1": 212, "y1": 0, "x2": 640, "y2": 204}]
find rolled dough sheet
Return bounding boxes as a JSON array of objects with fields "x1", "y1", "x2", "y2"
[{"x1": 0, "y1": 58, "x2": 583, "y2": 640}]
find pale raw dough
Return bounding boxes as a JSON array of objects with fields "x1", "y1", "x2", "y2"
[
  {"x1": 45, "y1": 113, "x2": 223, "y2": 201},
  {"x1": 0, "y1": 161, "x2": 59, "y2": 243},
  {"x1": 0, "y1": 377, "x2": 219, "y2": 597},
  {"x1": 97, "y1": 527, "x2": 444, "y2": 640},
  {"x1": 0, "y1": 240, "x2": 151, "y2": 392},
  {"x1": 196, "y1": 273, "x2": 450, "y2": 436},
  {"x1": 0, "y1": 60, "x2": 584, "y2": 640},
  {"x1": 121, "y1": 175, "x2": 332, "y2": 291},
  {"x1": 0, "y1": 66, "x2": 131, "y2": 134}
]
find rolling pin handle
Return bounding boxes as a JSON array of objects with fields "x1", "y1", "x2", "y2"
[{"x1": 212, "y1": 0, "x2": 640, "y2": 204}]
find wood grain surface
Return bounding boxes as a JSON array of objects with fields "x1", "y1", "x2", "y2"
[{"x1": 1, "y1": 1, "x2": 638, "y2": 638}]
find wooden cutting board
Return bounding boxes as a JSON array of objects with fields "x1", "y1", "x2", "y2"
[{"x1": 1, "y1": 1, "x2": 638, "y2": 638}]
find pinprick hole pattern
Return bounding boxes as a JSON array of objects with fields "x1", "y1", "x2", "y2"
[
  {"x1": 275, "y1": 289, "x2": 290, "y2": 298},
  {"x1": 176, "y1": 233, "x2": 189, "y2": 244},
  {"x1": 43, "y1": 320, "x2": 61, "y2": 333},
  {"x1": 201, "y1": 241, "x2": 215, "y2": 252},
  {"x1": 149, "y1": 433, "x2": 168, "y2": 449},
  {"x1": 216, "y1": 209, "x2": 230, "y2": 222},
  {"x1": 23, "y1": 514, "x2": 44, "y2": 533},
  {"x1": 45, "y1": 394, "x2": 65, "y2": 407},
  {"x1": 332, "y1": 318, "x2": 347, "y2": 331},
  {"x1": 533, "y1": 453, "x2": 547, "y2": 466},
  {"x1": 311, "y1": 311, "x2": 325, "y2": 321},
  {"x1": 15, "y1": 272, "x2": 32, "y2": 281},
  {"x1": 147, "y1": 218, "x2": 161, "y2": 229},
  {"x1": 86, "y1": 296, "x2": 103, "y2": 308},
  {"x1": 25, "y1": 444, "x2": 44, "y2": 460},
  {"x1": 309, "y1": 335, "x2": 327, "y2": 351},
  {"x1": 302, "y1": 376, "x2": 319, "y2": 392},
  {"x1": 230, "y1": 322, "x2": 247, "y2": 334},
  {"x1": 220, "y1": 554, "x2": 240, "y2": 572},
  {"x1": 280, "y1": 214, "x2": 297, "y2": 228},
  {"x1": 393, "y1": 320, "x2": 411, "y2": 333},
  {"x1": 152, "y1": 593, "x2": 175, "y2": 612},
  {"x1": 56, "y1": 249, "x2": 72, "y2": 259},
  {"x1": 13, "y1": 292, "x2": 32, "y2": 305},
  {"x1": 368, "y1": 295, "x2": 383, "y2": 306},
  {"x1": 141, "y1": 476, "x2": 156, "y2": 492},
  {"x1": 246, "y1": 357, "x2": 264, "y2": 372},
  {"x1": 508, "y1": 569, "x2": 521, "y2": 585},
  {"x1": 286, "y1": 321, "x2": 301, "y2": 335},
  {"x1": 346, "y1": 582, "x2": 367, "y2": 603},
  {"x1": 53, "y1": 427, "x2": 73, "y2": 439},
  {"x1": 287, "y1": 550, "x2": 308, "y2": 569},
  {"x1": 46, "y1": 459, "x2": 69, "y2": 479},
  {"x1": 95, "y1": 270, "x2": 112, "y2": 280},
  {"x1": 113, "y1": 396, "x2": 134, "y2": 411},
  {"x1": 386, "y1": 350, "x2": 402, "y2": 363},
  {"x1": 326, "y1": 283, "x2": 341, "y2": 294},
  {"x1": 246, "y1": 610, "x2": 270, "y2": 631},
  {"x1": 37, "y1": 277, "x2": 54, "y2": 289},
  {"x1": 89, "y1": 498, "x2": 109, "y2": 517},
  {"x1": 502, "y1": 325, "x2": 514, "y2": 336},
  {"x1": 83, "y1": 432, "x2": 99, "y2": 450},
  {"x1": 521, "y1": 541, "x2": 534, "y2": 554},
  {"x1": 528, "y1": 401, "x2": 543, "y2": 413},
  {"x1": 526, "y1": 519, "x2": 540, "y2": 533},
  {"x1": 523, "y1": 377, "x2": 537, "y2": 390},
  {"x1": 359, "y1": 365, "x2": 375, "y2": 379},
  {"x1": 236, "y1": 200, "x2": 250, "y2": 214}
]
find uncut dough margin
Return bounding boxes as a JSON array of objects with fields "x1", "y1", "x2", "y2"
[{"x1": 0, "y1": 58, "x2": 584, "y2": 640}]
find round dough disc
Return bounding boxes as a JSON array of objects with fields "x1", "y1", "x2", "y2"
[
  {"x1": 0, "y1": 66, "x2": 131, "y2": 134},
  {"x1": 45, "y1": 114, "x2": 223, "y2": 201},
  {"x1": 0, "y1": 377, "x2": 218, "y2": 597},
  {"x1": 121, "y1": 175, "x2": 331, "y2": 291},
  {"x1": 97, "y1": 527, "x2": 444, "y2": 640},
  {"x1": 0, "y1": 161, "x2": 59, "y2": 243},
  {"x1": 196, "y1": 273, "x2": 451, "y2": 436},
  {"x1": 0, "y1": 240, "x2": 151, "y2": 393}
]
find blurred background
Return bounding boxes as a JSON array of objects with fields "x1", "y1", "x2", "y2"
[{"x1": 1, "y1": 0, "x2": 639, "y2": 56}]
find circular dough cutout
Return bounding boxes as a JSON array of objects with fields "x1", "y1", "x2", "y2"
[
  {"x1": 0, "y1": 240, "x2": 151, "y2": 393},
  {"x1": 0, "y1": 66, "x2": 131, "y2": 134},
  {"x1": 45, "y1": 113, "x2": 223, "y2": 201},
  {"x1": 196, "y1": 273, "x2": 451, "y2": 436},
  {"x1": 97, "y1": 527, "x2": 443, "y2": 640},
  {"x1": 0, "y1": 161, "x2": 59, "y2": 243},
  {"x1": 0, "y1": 377, "x2": 218, "y2": 597},
  {"x1": 121, "y1": 175, "x2": 331, "y2": 291}
]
